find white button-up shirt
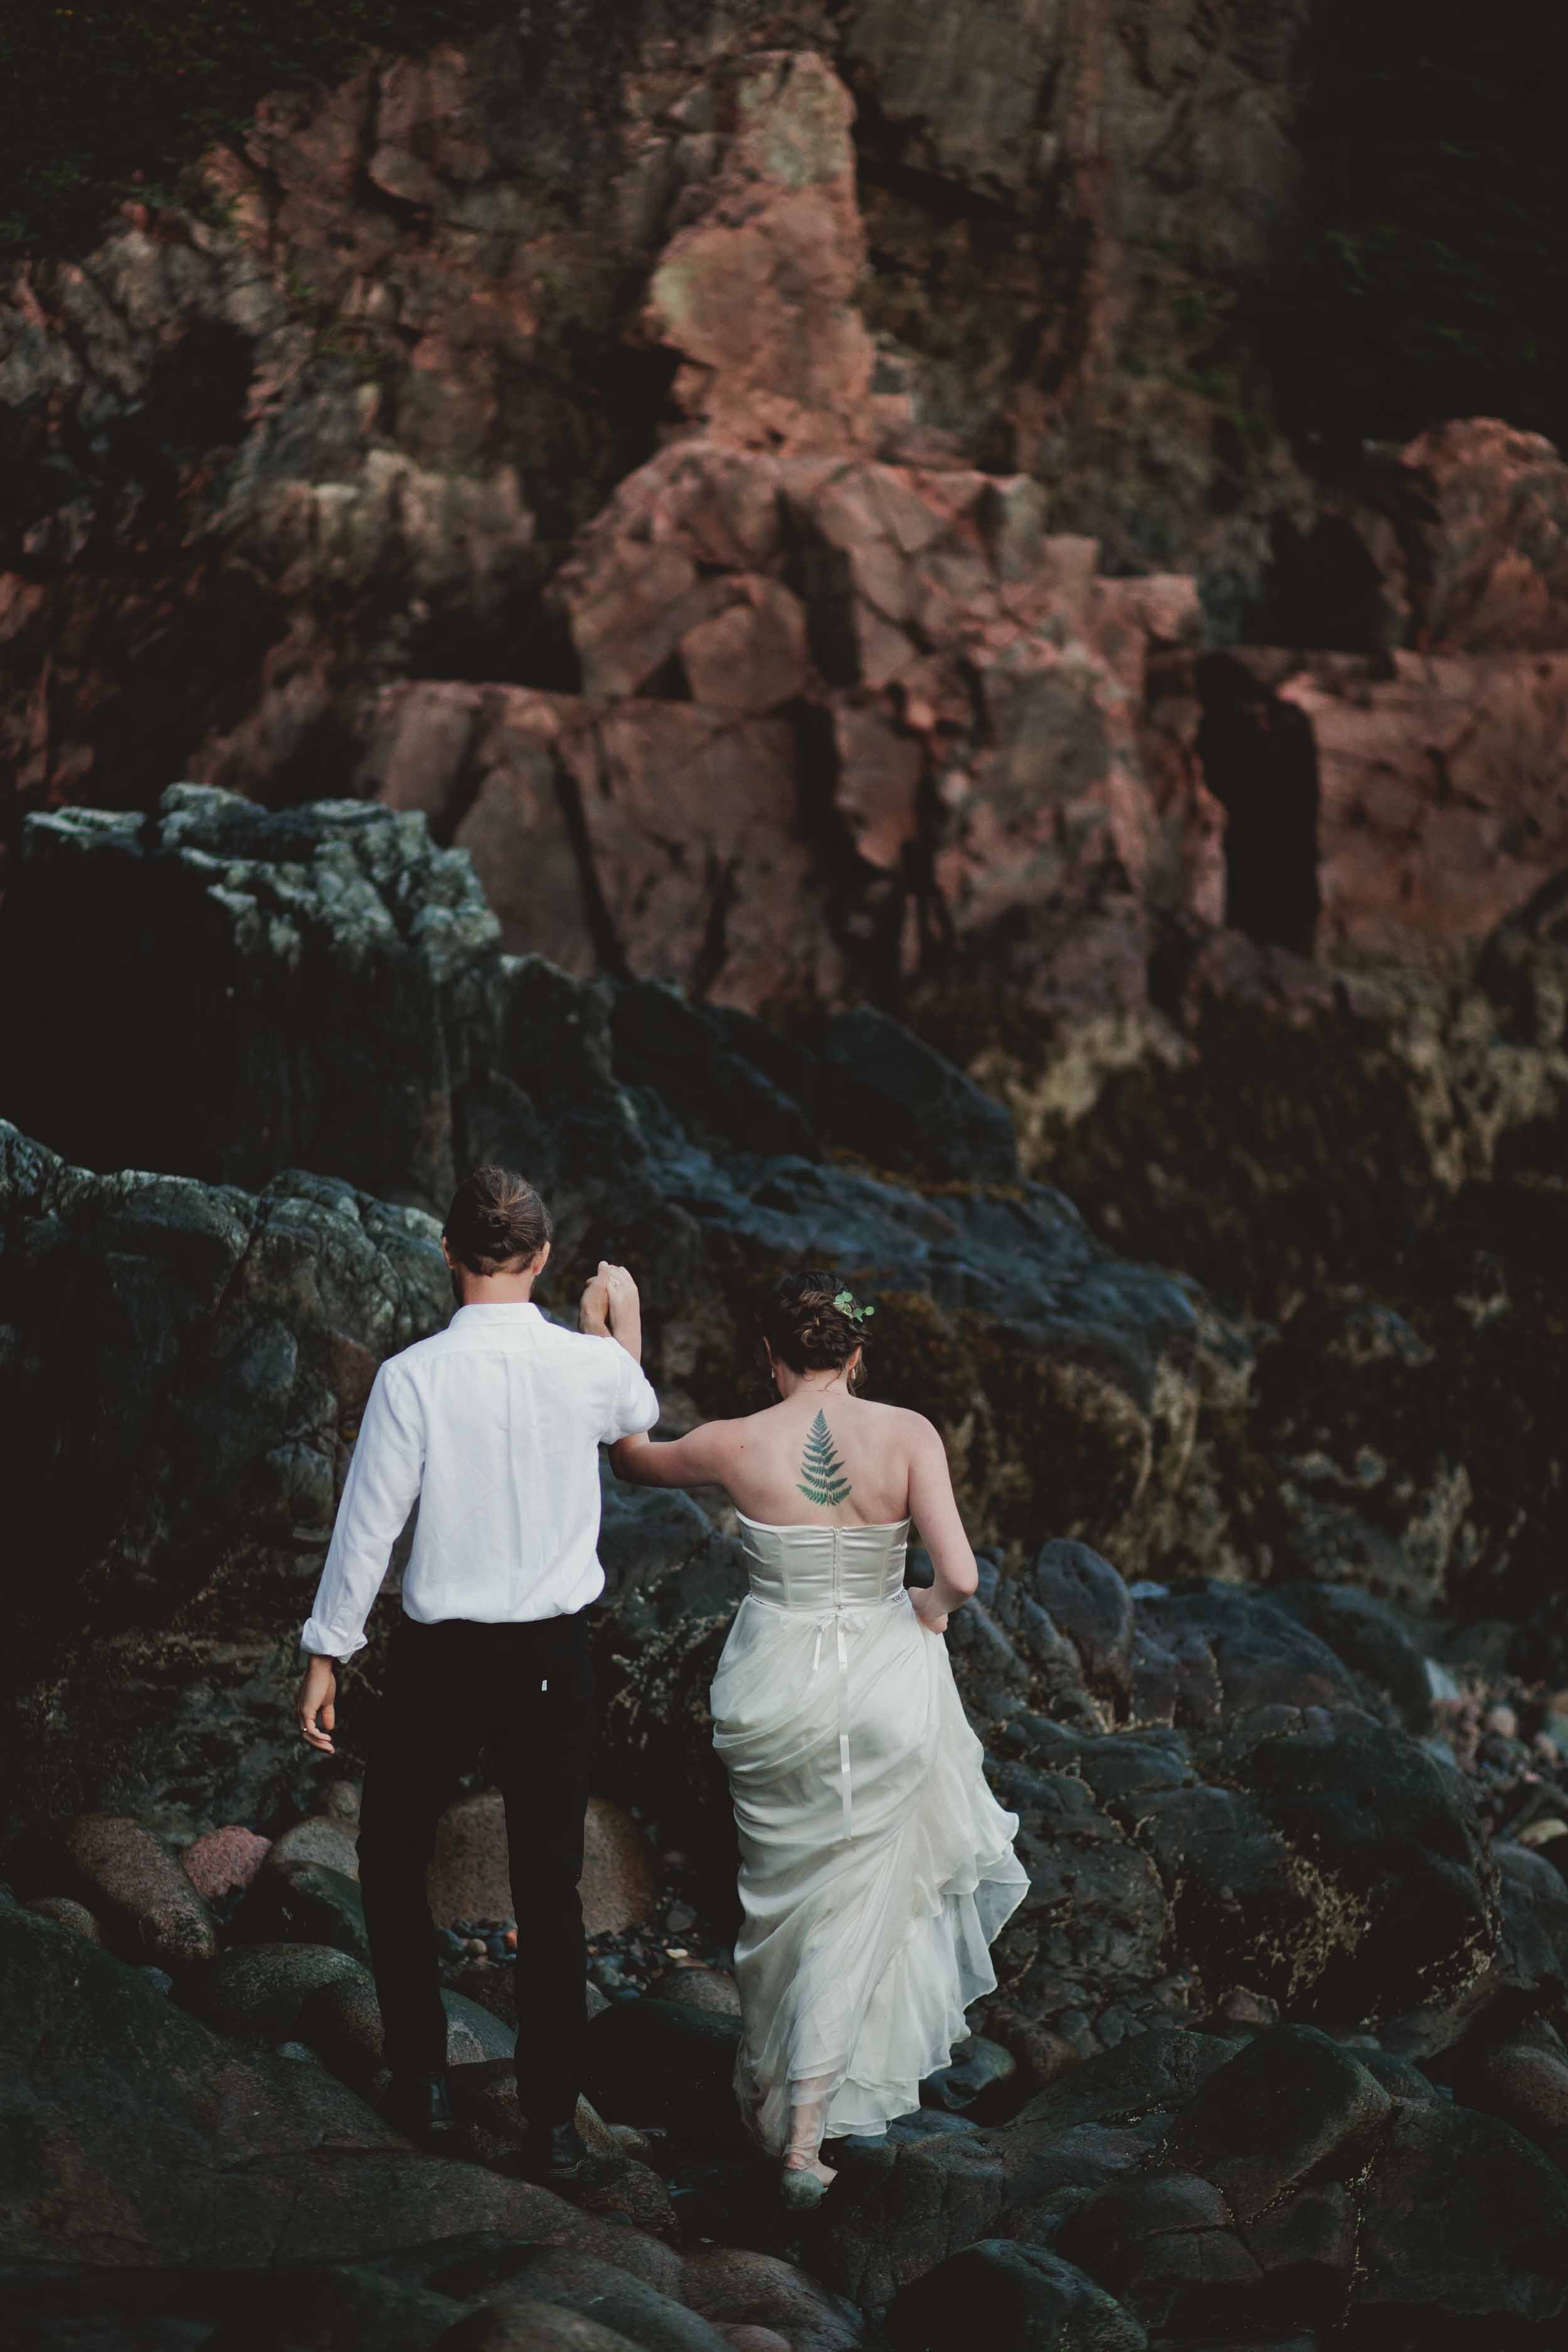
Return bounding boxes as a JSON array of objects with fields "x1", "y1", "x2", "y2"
[{"x1": 300, "y1": 1301, "x2": 660, "y2": 1659}]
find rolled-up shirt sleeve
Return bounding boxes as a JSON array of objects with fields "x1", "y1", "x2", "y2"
[
  {"x1": 300, "y1": 1361, "x2": 425, "y2": 1660},
  {"x1": 602, "y1": 1341, "x2": 660, "y2": 1443}
]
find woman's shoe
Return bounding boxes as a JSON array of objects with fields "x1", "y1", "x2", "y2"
[{"x1": 780, "y1": 2154, "x2": 835, "y2": 2209}]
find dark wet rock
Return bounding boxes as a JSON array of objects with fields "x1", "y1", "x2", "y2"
[
  {"x1": 426, "y1": 2244, "x2": 732, "y2": 2352},
  {"x1": 1027, "y1": 1542, "x2": 1135, "y2": 1713},
  {"x1": 22, "y1": 1895, "x2": 103, "y2": 1943},
  {"x1": 0, "y1": 789, "x2": 503, "y2": 1211},
  {"x1": 1005, "y1": 2029, "x2": 1241, "y2": 2140},
  {"x1": 919, "y1": 2034, "x2": 1015, "y2": 2119},
  {"x1": 193, "y1": 1942, "x2": 370, "y2": 2043},
  {"x1": 202, "y1": 2264, "x2": 470, "y2": 2352},
  {"x1": 815, "y1": 2132, "x2": 1007, "y2": 2311},
  {"x1": 433, "y1": 2306, "x2": 647, "y2": 2352},
  {"x1": 818, "y1": 1007, "x2": 1019, "y2": 1185},
  {"x1": 300, "y1": 1975, "x2": 514, "y2": 2094},
  {"x1": 55, "y1": 1813, "x2": 218, "y2": 1975},
  {"x1": 1160, "y1": 2027, "x2": 1392, "y2": 2223},
  {"x1": 1135, "y1": 1586, "x2": 1364, "y2": 1719},
  {"x1": 1491, "y1": 1838, "x2": 1568, "y2": 1997},
  {"x1": 265, "y1": 1814, "x2": 363, "y2": 1880},
  {"x1": 236, "y1": 1859, "x2": 372, "y2": 1964},
  {"x1": 1354, "y1": 2099, "x2": 1568, "y2": 2325},
  {"x1": 1058, "y1": 2171, "x2": 1261, "y2": 2327},
  {"x1": 645, "y1": 1966, "x2": 743, "y2": 2020},
  {"x1": 0, "y1": 1121, "x2": 450, "y2": 1846},
  {"x1": 1267, "y1": 1583, "x2": 1434, "y2": 1734},
  {"x1": 0, "y1": 1907, "x2": 678, "y2": 2275},
  {"x1": 1428, "y1": 2019, "x2": 1568, "y2": 2173},
  {"x1": 884, "y1": 2239, "x2": 1148, "y2": 2351},
  {"x1": 677, "y1": 2247, "x2": 864, "y2": 2352},
  {"x1": 581, "y1": 1999, "x2": 745, "y2": 2148}
]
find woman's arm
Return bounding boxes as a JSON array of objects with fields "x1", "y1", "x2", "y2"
[
  {"x1": 906, "y1": 1414, "x2": 979, "y2": 1624},
  {"x1": 610, "y1": 1419, "x2": 741, "y2": 1490}
]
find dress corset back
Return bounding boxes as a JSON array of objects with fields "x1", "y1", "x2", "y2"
[{"x1": 737, "y1": 1515, "x2": 911, "y2": 1611}]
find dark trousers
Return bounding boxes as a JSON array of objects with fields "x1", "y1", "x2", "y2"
[{"x1": 357, "y1": 1609, "x2": 595, "y2": 2123}]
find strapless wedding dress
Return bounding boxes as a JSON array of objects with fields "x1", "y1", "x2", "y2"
[{"x1": 710, "y1": 1513, "x2": 1029, "y2": 2154}]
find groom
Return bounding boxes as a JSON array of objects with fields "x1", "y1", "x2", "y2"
[{"x1": 294, "y1": 1164, "x2": 656, "y2": 2169}]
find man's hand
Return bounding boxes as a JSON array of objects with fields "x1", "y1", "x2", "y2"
[
  {"x1": 296, "y1": 1655, "x2": 338, "y2": 1754},
  {"x1": 579, "y1": 1269, "x2": 610, "y2": 1334},
  {"x1": 590, "y1": 1261, "x2": 642, "y2": 1362}
]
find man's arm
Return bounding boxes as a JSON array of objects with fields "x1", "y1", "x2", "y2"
[{"x1": 299, "y1": 1360, "x2": 425, "y2": 1663}]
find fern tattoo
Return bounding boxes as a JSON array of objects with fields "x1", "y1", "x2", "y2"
[{"x1": 797, "y1": 1409, "x2": 852, "y2": 1508}]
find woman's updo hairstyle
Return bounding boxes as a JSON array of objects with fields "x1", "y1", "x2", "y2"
[
  {"x1": 758, "y1": 1267, "x2": 871, "y2": 1392},
  {"x1": 443, "y1": 1163, "x2": 553, "y2": 1275}
]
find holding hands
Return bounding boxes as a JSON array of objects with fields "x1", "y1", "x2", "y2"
[{"x1": 580, "y1": 1260, "x2": 642, "y2": 1362}]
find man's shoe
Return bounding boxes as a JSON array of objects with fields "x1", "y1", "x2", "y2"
[
  {"x1": 382, "y1": 2070, "x2": 455, "y2": 2148},
  {"x1": 521, "y1": 2114, "x2": 589, "y2": 2181}
]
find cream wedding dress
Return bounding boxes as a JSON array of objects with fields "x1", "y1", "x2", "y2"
[{"x1": 711, "y1": 1512, "x2": 1030, "y2": 2156}]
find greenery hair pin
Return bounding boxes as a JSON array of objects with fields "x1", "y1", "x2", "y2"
[{"x1": 832, "y1": 1287, "x2": 874, "y2": 1325}]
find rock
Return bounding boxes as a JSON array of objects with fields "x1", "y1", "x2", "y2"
[
  {"x1": 300, "y1": 1976, "x2": 515, "y2": 2092},
  {"x1": 714, "y1": 2332, "x2": 791, "y2": 2352},
  {"x1": 324, "y1": 1779, "x2": 364, "y2": 1825},
  {"x1": 433, "y1": 2307, "x2": 646, "y2": 2352},
  {"x1": 236, "y1": 1860, "x2": 372, "y2": 1964},
  {"x1": 1431, "y1": 2023, "x2": 1568, "y2": 2171},
  {"x1": 583, "y1": 1801, "x2": 664, "y2": 1939},
  {"x1": 919, "y1": 2034, "x2": 1016, "y2": 2119},
  {"x1": 1266, "y1": 1584, "x2": 1434, "y2": 1732},
  {"x1": 1028, "y1": 1543, "x2": 1135, "y2": 1712},
  {"x1": 266, "y1": 1814, "x2": 363, "y2": 1881},
  {"x1": 885, "y1": 2241, "x2": 1148, "y2": 2350},
  {"x1": 426, "y1": 2244, "x2": 733, "y2": 2352},
  {"x1": 1354, "y1": 2099, "x2": 1568, "y2": 2325},
  {"x1": 1160, "y1": 2026, "x2": 1392, "y2": 2223},
  {"x1": 818, "y1": 1007, "x2": 1019, "y2": 1184},
  {"x1": 679, "y1": 2249, "x2": 864, "y2": 2352},
  {"x1": 428, "y1": 1793, "x2": 659, "y2": 1938},
  {"x1": 582, "y1": 2000, "x2": 746, "y2": 2147},
  {"x1": 0, "y1": 788, "x2": 504, "y2": 1212},
  {"x1": 644, "y1": 1966, "x2": 743, "y2": 2019},
  {"x1": 1059, "y1": 2171, "x2": 1261, "y2": 2326},
  {"x1": 194, "y1": 1942, "x2": 371, "y2": 2043},
  {"x1": 203, "y1": 2264, "x2": 470, "y2": 2352},
  {"x1": 0, "y1": 1907, "x2": 681, "y2": 2275},
  {"x1": 181, "y1": 1825, "x2": 274, "y2": 1902},
  {"x1": 57, "y1": 1813, "x2": 219, "y2": 1974},
  {"x1": 23, "y1": 1894, "x2": 104, "y2": 1942}
]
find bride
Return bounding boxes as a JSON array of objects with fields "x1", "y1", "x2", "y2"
[{"x1": 608, "y1": 1268, "x2": 1029, "y2": 2206}]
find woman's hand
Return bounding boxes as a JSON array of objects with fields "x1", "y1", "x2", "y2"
[
  {"x1": 296, "y1": 1655, "x2": 337, "y2": 1754},
  {"x1": 911, "y1": 1587, "x2": 950, "y2": 1638}
]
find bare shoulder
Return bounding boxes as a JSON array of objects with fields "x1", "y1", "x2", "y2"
[{"x1": 877, "y1": 1402, "x2": 943, "y2": 1449}]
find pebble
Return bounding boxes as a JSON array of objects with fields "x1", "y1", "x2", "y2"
[
  {"x1": 1485, "y1": 1705, "x2": 1520, "y2": 1740},
  {"x1": 139, "y1": 1967, "x2": 172, "y2": 1995},
  {"x1": 465, "y1": 1937, "x2": 488, "y2": 1959}
]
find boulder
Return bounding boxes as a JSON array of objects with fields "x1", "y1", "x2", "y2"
[
  {"x1": 266, "y1": 1815, "x2": 363, "y2": 1881},
  {"x1": 300, "y1": 1975, "x2": 515, "y2": 2092},
  {"x1": 818, "y1": 1007, "x2": 1019, "y2": 1184},
  {"x1": 23, "y1": 1894, "x2": 104, "y2": 1942},
  {"x1": 885, "y1": 2241, "x2": 1148, "y2": 2350},
  {"x1": 645, "y1": 1966, "x2": 743, "y2": 2020},
  {"x1": 182, "y1": 1825, "x2": 274, "y2": 1903},
  {"x1": 427, "y1": 1793, "x2": 659, "y2": 1937},
  {"x1": 1160, "y1": 2026, "x2": 1392, "y2": 2223},
  {"x1": 194, "y1": 1942, "x2": 371, "y2": 2043},
  {"x1": 236, "y1": 1860, "x2": 372, "y2": 1964},
  {"x1": 426, "y1": 2244, "x2": 732, "y2": 2352},
  {"x1": 582, "y1": 2000, "x2": 746, "y2": 2147},
  {"x1": 1028, "y1": 1543, "x2": 1135, "y2": 1712},
  {"x1": 679, "y1": 2248, "x2": 864, "y2": 2352},
  {"x1": 1354, "y1": 2099, "x2": 1568, "y2": 2324},
  {"x1": 57, "y1": 1813, "x2": 219, "y2": 1974},
  {"x1": 433, "y1": 2307, "x2": 647, "y2": 2352}
]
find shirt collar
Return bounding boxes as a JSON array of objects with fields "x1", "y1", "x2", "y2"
[{"x1": 450, "y1": 1301, "x2": 544, "y2": 1324}]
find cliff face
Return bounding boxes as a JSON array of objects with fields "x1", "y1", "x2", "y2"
[{"x1": 1, "y1": 1, "x2": 1323, "y2": 834}]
